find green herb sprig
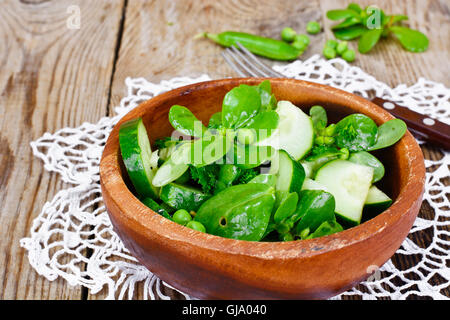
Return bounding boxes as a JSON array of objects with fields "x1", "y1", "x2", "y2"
[{"x1": 326, "y1": 2, "x2": 429, "y2": 53}]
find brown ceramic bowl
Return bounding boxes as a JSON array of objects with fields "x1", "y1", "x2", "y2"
[{"x1": 100, "y1": 78, "x2": 425, "y2": 299}]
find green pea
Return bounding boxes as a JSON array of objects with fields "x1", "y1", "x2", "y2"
[
  {"x1": 306, "y1": 21, "x2": 321, "y2": 34},
  {"x1": 237, "y1": 128, "x2": 256, "y2": 145},
  {"x1": 342, "y1": 49, "x2": 356, "y2": 62},
  {"x1": 294, "y1": 34, "x2": 310, "y2": 46},
  {"x1": 173, "y1": 209, "x2": 192, "y2": 226},
  {"x1": 186, "y1": 221, "x2": 206, "y2": 233},
  {"x1": 281, "y1": 27, "x2": 297, "y2": 42},
  {"x1": 292, "y1": 40, "x2": 307, "y2": 51},
  {"x1": 325, "y1": 39, "x2": 338, "y2": 49},
  {"x1": 323, "y1": 136, "x2": 335, "y2": 145},
  {"x1": 323, "y1": 46, "x2": 337, "y2": 59},
  {"x1": 339, "y1": 147, "x2": 349, "y2": 160},
  {"x1": 324, "y1": 123, "x2": 336, "y2": 136},
  {"x1": 336, "y1": 41, "x2": 348, "y2": 55}
]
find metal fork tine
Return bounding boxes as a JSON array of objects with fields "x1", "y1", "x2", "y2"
[
  {"x1": 224, "y1": 47, "x2": 260, "y2": 77},
  {"x1": 229, "y1": 46, "x2": 270, "y2": 78},
  {"x1": 221, "y1": 51, "x2": 248, "y2": 77},
  {"x1": 235, "y1": 42, "x2": 285, "y2": 78}
]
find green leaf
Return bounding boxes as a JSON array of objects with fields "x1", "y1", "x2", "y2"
[
  {"x1": 190, "y1": 133, "x2": 234, "y2": 167},
  {"x1": 309, "y1": 105, "x2": 328, "y2": 132},
  {"x1": 257, "y1": 80, "x2": 277, "y2": 111},
  {"x1": 244, "y1": 110, "x2": 279, "y2": 141},
  {"x1": 168, "y1": 105, "x2": 206, "y2": 137},
  {"x1": 194, "y1": 183, "x2": 276, "y2": 241},
  {"x1": 391, "y1": 14, "x2": 408, "y2": 24},
  {"x1": 368, "y1": 119, "x2": 407, "y2": 151},
  {"x1": 347, "y1": 3, "x2": 362, "y2": 13},
  {"x1": 334, "y1": 113, "x2": 378, "y2": 152},
  {"x1": 331, "y1": 16, "x2": 362, "y2": 30},
  {"x1": 208, "y1": 112, "x2": 222, "y2": 129},
  {"x1": 326, "y1": 9, "x2": 359, "y2": 21},
  {"x1": 358, "y1": 28, "x2": 383, "y2": 53},
  {"x1": 389, "y1": 26, "x2": 429, "y2": 52},
  {"x1": 333, "y1": 25, "x2": 366, "y2": 40},
  {"x1": 348, "y1": 151, "x2": 385, "y2": 183},
  {"x1": 305, "y1": 220, "x2": 343, "y2": 239},
  {"x1": 222, "y1": 84, "x2": 261, "y2": 129}
]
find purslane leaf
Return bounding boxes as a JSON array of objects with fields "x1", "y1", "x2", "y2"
[
  {"x1": 389, "y1": 26, "x2": 429, "y2": 52},
  {"x1": 333, "y1": 24, "x2": 366, "y2": 40},
  {"x1": 326, "y1": 9, "x2": 359, "y2": 21},
  {"x1": 358, "y1": 28, "x2": 383, "y2": 53},
  {"x1": 169, "y1": 105, "x2": 206, "y2": 137},
  {"x1": 347, "y1": 3, "x2": 362, "y2": 14},
  {"x1": 331, "y1": 16, "x2": 362, "y2": 30}
]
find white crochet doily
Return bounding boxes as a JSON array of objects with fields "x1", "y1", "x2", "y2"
[{"x1": 21, "y1": 55, "x2": 449, "y2": 300}]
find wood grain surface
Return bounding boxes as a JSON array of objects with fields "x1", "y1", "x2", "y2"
[{"x1": 0, "y1": 0, "x2": 448, "y2": 300}]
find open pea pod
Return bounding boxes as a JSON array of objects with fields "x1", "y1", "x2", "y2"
[{"x1": 194, "y1": 183, "x2": 276, "y2": 241}]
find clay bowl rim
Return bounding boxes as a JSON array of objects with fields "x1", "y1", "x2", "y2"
[{"x1": 100, "y1": 77, "x2": 425, "y2": 260}]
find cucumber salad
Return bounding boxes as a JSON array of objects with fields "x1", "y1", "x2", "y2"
[{"x1": 118, "y1": 80, "x2": 407, "y2": 242}]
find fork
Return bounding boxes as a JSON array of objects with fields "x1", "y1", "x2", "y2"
[{"x1": 221, "y1": 42, "x2": 450, "y2": 150}]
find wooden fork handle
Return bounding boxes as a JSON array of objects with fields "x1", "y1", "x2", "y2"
[{"x1": 371, "y1": 97, "x2": 450, "y2": 150}]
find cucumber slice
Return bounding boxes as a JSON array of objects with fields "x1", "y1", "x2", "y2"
[
  {"x1": 256, "y1": 101, "x2": 314, "y2": 160},
  {"x1": 300, "y1": 161, "x2": 313, "y2": 178},
  {"x1": 363, "y1": 186, "x2": 392, "y2": 218},
  {"x1": 271, "y1": 150, "x2": 305, "y2": 194},
  {"x1": 119, "y1": 117, "x2": 159, "y2": 199},
  {"x1": 301, "y1": 178, "x2": 329, "y2": 192},
  {"x1": 160, "y1": 183, "x2": 211, "y2": 212},
  {"x1": 315, "y1": 160, "x2": 373, "y2": 226}
]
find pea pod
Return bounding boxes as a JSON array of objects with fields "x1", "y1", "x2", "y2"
[
  {"x1": 194, "y1": 183, "x2": 276, "y2": 241},
  {"x1": 199, "y1": 31, "x2": 302, "y2": 61}
]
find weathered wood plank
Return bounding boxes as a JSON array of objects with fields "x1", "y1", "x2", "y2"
[{"x1": 0, "y1": 0, "x2": 125, "y2": 299}]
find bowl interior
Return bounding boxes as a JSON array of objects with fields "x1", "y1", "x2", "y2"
[{"x1": 118, "y1": 79, "x2": 404, "y2": 221}]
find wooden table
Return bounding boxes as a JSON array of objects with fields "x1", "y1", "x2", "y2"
[{"x1": 0, "y1": 0, "x2": 448, "y2": 300}]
